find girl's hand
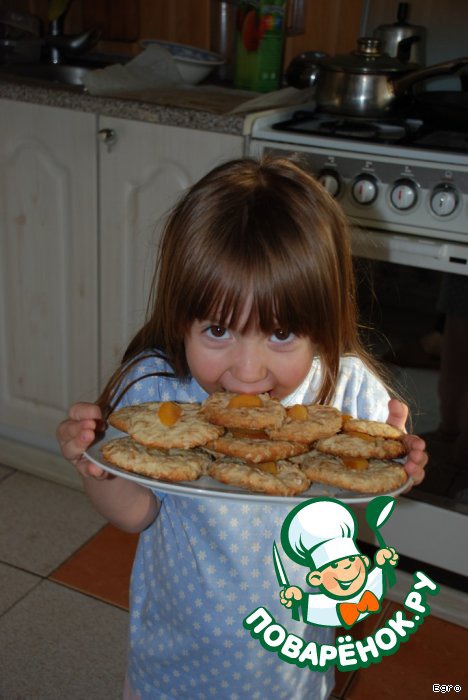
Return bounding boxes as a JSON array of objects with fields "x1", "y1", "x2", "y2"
[
  {"x1": 57, "y1": 402, "x2": 110, "y2": 480},
  {"x1": 386, "y1": 398, "x2": 428, "y2": 486}
]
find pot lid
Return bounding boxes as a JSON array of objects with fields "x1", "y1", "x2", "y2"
[{"x1": 323, "y1": 37, "x2": 415, "y2": 74}]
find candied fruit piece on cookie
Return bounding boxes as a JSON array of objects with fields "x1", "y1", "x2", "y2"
[
  {"x1": 256, "y1": 462, "x2": 278, "y2": 475},
  {"x1": 228, "y1": 394, "x2": 264, "y2": 408},
  {"x1": 287, "y1": 405, "x2": 308, "y2": 421},
  {"x1": 158, "y1": 401, "x2": 182, "y2": 427},
  {"x1": 342, "y1": 457, "x2": 369, "y2": 471}
]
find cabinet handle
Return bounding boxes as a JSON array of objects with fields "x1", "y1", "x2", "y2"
[{"x1": 98, "y1": 128, "x2": 117, "y2": 152}]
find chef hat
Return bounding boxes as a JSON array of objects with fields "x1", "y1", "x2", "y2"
[{"x1": 281, "y1": 498, "x2": 361, "y2": 571}]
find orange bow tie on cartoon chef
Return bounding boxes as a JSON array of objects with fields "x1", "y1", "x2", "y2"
[{"x1": 339, "y1": 590, "x2": 381, "y2": 628}]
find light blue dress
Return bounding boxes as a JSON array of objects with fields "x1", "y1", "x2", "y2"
[{"x1": 117, "y1": 353, "x2": 390, "y2": 699}]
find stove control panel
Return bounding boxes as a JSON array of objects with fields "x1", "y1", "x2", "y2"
[{"x1": 252, "y1": 140, "x2": 468, "y2": 243}]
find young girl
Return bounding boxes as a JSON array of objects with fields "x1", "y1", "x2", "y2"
[{"x1": 57, "y1": 156, "x2": 427, "y2": 700}]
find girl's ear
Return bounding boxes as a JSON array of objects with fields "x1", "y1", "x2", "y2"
[
  {"x1": 363, "y1": 555, "x2": 370, "y2": 569},
  {"x1": 307, "y1": 570, "x2": 322, "y2": 586}
]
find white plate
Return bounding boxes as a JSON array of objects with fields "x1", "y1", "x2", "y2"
[{"x1": 85, "y1": 427, "x2": 412, "y2": 505}]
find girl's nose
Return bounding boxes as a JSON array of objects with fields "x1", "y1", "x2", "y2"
[{"x1": 231, "y1": 343, "x2": 268, "y2": 384}]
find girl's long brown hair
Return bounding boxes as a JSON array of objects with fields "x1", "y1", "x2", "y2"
[{"x1": 98, "y1": 156, "x2": 387, "y2": 413}]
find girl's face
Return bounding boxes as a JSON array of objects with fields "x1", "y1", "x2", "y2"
[{"x1": 184, "y1": 306, "x2": 315, "y2": 400}]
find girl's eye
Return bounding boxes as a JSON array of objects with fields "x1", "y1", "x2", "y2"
[
  {"x1": 331, "y1": 562, "x2": 339, "y2": 569},
  {"x1": 270, "y1": 329, "x2": 293, "y2": 343},
  {"x1": 205, "y1": 325, "x2": 229, "y2": 339},
  {"x1": 349, "y1": 557, "x2": 355, "y2": 563}
]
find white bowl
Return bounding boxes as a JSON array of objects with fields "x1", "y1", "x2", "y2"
[{"x1": 140, "y1": 40, "x2": 225, "y2": 84}]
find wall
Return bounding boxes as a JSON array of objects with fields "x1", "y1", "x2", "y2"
[
  {"x1": 7, "y1": 0, "x2": 365, "y2": 67},
  {"x1": 283, "y1": 0, "x2": 366, "y2": 66}
]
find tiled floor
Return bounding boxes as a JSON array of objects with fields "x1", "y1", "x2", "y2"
[{"x1": 1, "y1": 463, "x2": 467, "y2": 700}]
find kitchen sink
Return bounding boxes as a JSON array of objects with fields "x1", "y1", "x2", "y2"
[
  {"x1": 0, "y1": 63, "x2": 93, "y2": 86},
  {"x1": 0, "y1": 54, "x2": 128, "y2": 87}
]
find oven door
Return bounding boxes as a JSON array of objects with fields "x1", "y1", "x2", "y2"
[{"x1": 352, "y1": 228, "x2": 468, "y2": 276}]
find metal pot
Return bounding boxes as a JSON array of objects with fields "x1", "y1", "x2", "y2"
[
  {"x1": 285, "y1": 50, "x2": 328, "y2": 89},
  {"x1": 373, "y1": 2, "x2": 426, "y2": 66},
  {"x1": 304, "y1": 38, "x2": 468, "y2": 118}
]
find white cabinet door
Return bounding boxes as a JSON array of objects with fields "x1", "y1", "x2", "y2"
[
  {"x1": 98, "y1": 117, "x2": 244, "y2": 382},
  {"x1": 0, "y1": 101, "x2": 98, "y2": 443}
]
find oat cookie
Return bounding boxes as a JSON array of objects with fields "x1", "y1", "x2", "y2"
[
  {"x1": 292, "y1": 450, "x2": 408, "y2": 494},
  {"x1": 201, "y1": 392, "x2": 286, "y2": 431},
  {"x1": 208, "y1": 457, "x2": 311, "y2": 496},
  {"x1": 108, "y1": 401, "x2": 223, "y2": 449},
  {"x1": 101, "y1": 436, "x2": 212, "y2": 482},
  {"x1": 315, "y1": 432, "x2": 407, "y2": 460},
  {"x1": 205, "y1": 432, "x2": 309, "y2": 463},
  {"x1": 266, "y1": 404, "x2": 343, "y2": 443},
  {"x1": 343, "y1": 417, "x2": 404, "y2": 440}
]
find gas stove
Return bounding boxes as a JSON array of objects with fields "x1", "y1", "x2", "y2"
[
  {"x1": 248, "y1": 105, "x2": 468, "y2": 275},
  {"x1": 248, "y1": 105, "x2": 468, "y2": 577}
]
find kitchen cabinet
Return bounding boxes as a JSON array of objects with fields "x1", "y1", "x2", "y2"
[
  {"x1": 0, "y1": 99, "x2": 243, "y2": 483},
  {"x1": 98, "y1": 117, "x2": 244, "y2": 381},
  {"x1": 0, "y1": 100, "x2": 99, "y2": 451}
]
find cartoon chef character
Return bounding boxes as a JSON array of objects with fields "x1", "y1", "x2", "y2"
[{"x1": 278, "y1": 498, "x2": 398, "y2": 628}]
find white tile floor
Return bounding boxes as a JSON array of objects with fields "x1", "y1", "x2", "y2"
[
  {"x1": 0, "y1": 464, "x2": 128, "y2": 699},
  {"x1": 1, "y1": 454, "x2": 467, "y2": 699}
]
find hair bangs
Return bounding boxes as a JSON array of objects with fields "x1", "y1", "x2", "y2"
[{"x1": 177, "y1": 208, "x2": 326, "y2": 341}]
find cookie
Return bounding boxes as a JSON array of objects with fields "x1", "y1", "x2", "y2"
[
  {"x1": 292, "y1": 450, "x2": 408, "y2": 494},
  {"x1": 208, "y1": 457, "x2": 311, "y2": 496},
  {"x1": 315, "y1": 432, "x2": 407, "y2": 460},
  {"x1": 101, "y1": 436, "x2": 212, "y2": 482},
  {"x1": 343, "y1": 417, "x2": 404, "y2": 440},
  {"x1": 108, "y1": 401, "x2": 223, "y2": 449},
  {"x1": 202, "y1": 392, "x2": 286, "y2": 431},
  {"x1": 205, "y1": 432, "x2": 309, "y2": 463},
  {"x1": 266, "y1": 404, "x2": 343, "y2": 443}
]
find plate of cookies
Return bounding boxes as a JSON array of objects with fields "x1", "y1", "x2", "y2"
[{"x1": 85, "y1": 392, "x2": 412, "y2": 504}]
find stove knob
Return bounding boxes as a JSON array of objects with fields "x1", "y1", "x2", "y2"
[
  {"x1": 430, "y1": 185, "x2": 459, "y2": 217},
  {"x1": 390, "y1": 179, "x2": 418, "y2": 210},
  {"x1": 318, "y1": 169, "x2": 341, "y2": 197},
  {"x1": 351, "y1": 175, "x2": 378, "y2": 205}
]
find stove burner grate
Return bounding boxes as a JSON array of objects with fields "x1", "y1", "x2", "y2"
[
  {"x1": 315, "y1": 117, "x2": 408, "y2": 141},
  {"x1": 273, "y1": 110, "x2": 424, "y2": 145}
]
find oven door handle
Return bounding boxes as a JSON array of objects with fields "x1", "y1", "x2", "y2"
[{"x1": 351, "y1": 229, "x2": 468, "y2": 275}]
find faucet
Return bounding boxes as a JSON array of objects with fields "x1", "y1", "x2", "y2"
[
  {"x1": 46, "y1": 0, "x2": 101, "y2": 64},
  {"x1": 49, "y1": 15, "x2": 64, "y2": 64}
]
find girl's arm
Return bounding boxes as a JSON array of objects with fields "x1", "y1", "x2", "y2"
[
  {"x1": 386, "y1": 398, "x2": 428, "y2": 486},
  {"x1": 57, "y1": 402, "x2": 159, "y2": 532},
  {"x1": 82, "y1": 471, "x2": 159, "y2": 533}
]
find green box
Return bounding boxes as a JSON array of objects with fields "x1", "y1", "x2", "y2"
[{"x1": 234, "y1": 0, "x2": 287, "y2": 93}]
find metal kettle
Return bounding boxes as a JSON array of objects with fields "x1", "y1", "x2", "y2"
[{"x1": 373, "y1": 2, "x2": 426, "y2": 66}]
